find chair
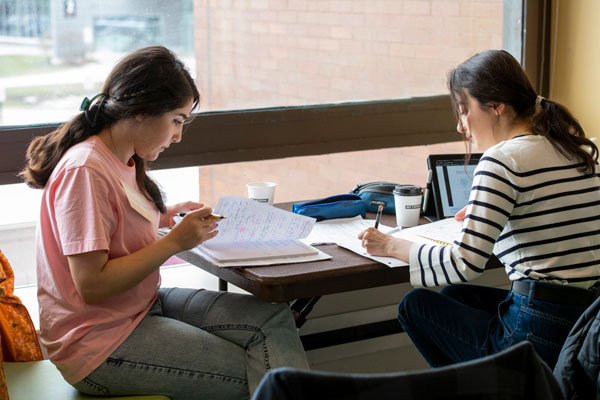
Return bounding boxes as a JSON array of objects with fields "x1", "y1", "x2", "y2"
[
  {"x1": 252, "y1": 341, "x2": 565, "y2": 400},
  {"x1": 4, "y1": 360, "x2": 169, "y2": 400},
  {"x1": 0, "y1": 250, "x2": 169, "y2": 399},
  {"x1": 553, "y1": 295, "x2": 600, "y2": 399}
]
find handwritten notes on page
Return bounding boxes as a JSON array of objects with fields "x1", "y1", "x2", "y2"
[
  {"x1": 196, "y1": 196, "x2": 330, "y2": 267},
  {"x1": 210, "y1": 196, "x2": 314, "y2": 243}
]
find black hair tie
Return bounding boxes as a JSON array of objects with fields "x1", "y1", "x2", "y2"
[{"x1": 80, "y1": 93, "x2": 108, "y2": 127}]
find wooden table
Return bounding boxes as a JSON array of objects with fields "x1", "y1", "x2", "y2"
[
  {"x1": 174, "y1": 206, "x2": 409, "y2": 303},
  {"x1": 175, "y1": 203, "x2": 503, "y2": 342}
]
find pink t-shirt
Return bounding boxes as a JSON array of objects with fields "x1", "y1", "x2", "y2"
[{"x1": 36, "y1": 135, "x2": 161, "y2": 384}]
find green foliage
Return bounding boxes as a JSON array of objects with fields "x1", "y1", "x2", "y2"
[{"x1": 0, "y1": 55, "x2": 56, "y2": 77}]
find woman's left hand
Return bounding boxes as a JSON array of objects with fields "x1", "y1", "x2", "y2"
[{"x1": 160, "y1": 201, "x2": 204, "y2": 228}]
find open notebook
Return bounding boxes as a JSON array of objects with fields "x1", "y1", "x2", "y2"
[
  {"x1": 392, "y1": 217, "x2": 462, "y2": 246},
  {"x1": 199, "y1": 239, "x2": 317, "y2": 262},
  {"x1": 186, "y1": 196, "x2": 319, "y2": 263}
]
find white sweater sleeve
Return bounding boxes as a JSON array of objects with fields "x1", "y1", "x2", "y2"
[{"x1": 409, "y1": 151, "x2": 519, "y2": 287}]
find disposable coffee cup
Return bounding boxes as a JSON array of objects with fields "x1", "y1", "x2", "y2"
[
  {"x1": 393, "y1": 184, "x2": 423, "y2": 228},
  {"x1": 247, "y1": 182, "x2": 276, "y2": 206}
]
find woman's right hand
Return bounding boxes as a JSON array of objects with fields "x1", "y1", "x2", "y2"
[{"x1": 166, "y1": 206, "x2": 220, "y2": 252}]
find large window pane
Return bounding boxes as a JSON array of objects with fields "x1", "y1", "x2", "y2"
[
  {"x1": 0, "y1": 0, "x2": 509, "y2": 124},
  {"x1": 0, "y1": 0, "x2": 515, "y2": 288},
  {"x1": 0, "y1": 0, "x2": 194, "y2": 125},
  {"x1": 194, "y1": 0, "x2": 504, "y2": 111}
]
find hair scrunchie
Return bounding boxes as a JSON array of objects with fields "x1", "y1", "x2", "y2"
[
  {"x1": 535, "y1": 94, "x2": 546, "y2": 107},
  {"x1": 80, "y1": 93, "x2": 108, "y2": 127}
]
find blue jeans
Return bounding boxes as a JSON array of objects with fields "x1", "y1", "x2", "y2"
[
  {"x1": 398, "y1": 283, "x2": 588, "y2": 369},
  {"x1": 72, "y1": 288, "x2": 309, "y2": 400}
]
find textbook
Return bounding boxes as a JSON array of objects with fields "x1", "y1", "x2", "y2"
[
  {"x1": 392, "y1": 217, "x2": 462, "y2": 246},
  {"x1": 184, "y1": 196, "x2": 320, "y2": 264}
]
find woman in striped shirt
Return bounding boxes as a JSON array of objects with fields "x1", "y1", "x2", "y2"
[{"x1": 359, "y1": 49, "x2": 600, "y2": 368}]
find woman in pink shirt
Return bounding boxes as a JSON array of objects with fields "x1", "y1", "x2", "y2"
[{"x1": 20, "y1": 46, "x2": 308, "y2": 400}]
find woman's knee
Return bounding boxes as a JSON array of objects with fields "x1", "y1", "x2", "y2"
[
  {"x1": 440, "y1": 284, "x2": 462, "y2": 297},
  {"x1": 398, "y1": 288, "x2": 435, "y2": 323},
  {"x1": 263, "y1": 301, "x2": 296, "y2": 327}
]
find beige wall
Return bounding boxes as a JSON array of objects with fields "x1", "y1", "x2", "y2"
[{"x1": 551, "y1": 0, "x2": 600, "y2": 141}]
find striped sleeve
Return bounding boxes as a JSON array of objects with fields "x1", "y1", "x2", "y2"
[{"x1": 409, "y1": 153, "x2": 518, "y2": 287}]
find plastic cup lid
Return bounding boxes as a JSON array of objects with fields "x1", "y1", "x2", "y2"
[{"x1": 393, "y1": 184, "x2": 423, "y2": 196}]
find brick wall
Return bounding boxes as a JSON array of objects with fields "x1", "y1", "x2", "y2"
[{"x1": 191, "y1": 0, "x2": 502, "y2": 206}]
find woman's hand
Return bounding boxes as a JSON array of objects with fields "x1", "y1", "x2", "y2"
[
  {"x1": 358, "y1": 228, "x2": 412, "y2": 261},
  {"x1": 68, "y1": 206, "x2": 220, "y2": 304},
  {"x1": 455, "y1": 205, "x2": 468, "y2": 221},
  {"x1": 160, "y1": 201, "x2": 204, "y2": 228},
  {"x1": 165, "y1": 206, "x2": 220, "y2": 252}
]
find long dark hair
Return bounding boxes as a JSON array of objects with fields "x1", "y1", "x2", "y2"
[
  {"x1": 448, "y1": 49, "x2": 598, "y2": 174},
  {"x1": 20, "y1": 46, "x2": 200, "y2": 213}
]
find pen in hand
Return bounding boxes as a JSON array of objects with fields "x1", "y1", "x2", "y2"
[
  {"x1": 178, "y1": 212, "x2": 226, "y2": 219},
  {"x1": 374, "y1": 204, "x2": 383, "y2": 230}
]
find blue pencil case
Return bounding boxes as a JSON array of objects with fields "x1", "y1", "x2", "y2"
[
  {"x1": 292, "y1": 194, "x2": 367, "y2": 222},
  {"x1": 350, "y1": 181, "x2": 398, "y2": 214}
]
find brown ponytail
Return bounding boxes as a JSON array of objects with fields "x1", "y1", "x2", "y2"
[
  {"x1": 531, "y1": 98, "x2": 598, "y2": 174},
  {"x1": 19, "y1": 46, "x2": 200, "y2": 214}
]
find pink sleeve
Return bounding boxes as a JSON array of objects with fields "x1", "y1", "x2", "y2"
[{"x1": 53, "y1": 166, "x2": 114, "y2": 255}]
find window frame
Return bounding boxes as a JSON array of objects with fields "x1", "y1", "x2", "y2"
[{"x1": 0, "y1": 1, "x2": 549, "y2": 186}]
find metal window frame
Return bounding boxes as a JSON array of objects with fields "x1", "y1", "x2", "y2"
[{"x1": 0, "y1": 1, "x2": 549, "y2": 186}]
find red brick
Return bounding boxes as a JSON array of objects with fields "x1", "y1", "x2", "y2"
[
  {"x1": 287, "y1": 0, "x2": 308, "y2": 11},
  {"x1": 404, "y1": 1, "x2": 431, "y2": 16},
  {"x1": 432, "y1": 0, "x2": 461, "y2": 17},
  {"x1": 330, "y1": 26, "x2": 353, "y2": 39},
  {"x1": 307, "y1": 0, "x2": 330, "y2": 11}
]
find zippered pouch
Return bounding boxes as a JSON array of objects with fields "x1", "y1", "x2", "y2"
[
  {"x1": 292, "y1": 194, "x2": 367, "y2": 222},
  {"x1": 350, "y1": 181, "x2": 399, "y2": 214}
]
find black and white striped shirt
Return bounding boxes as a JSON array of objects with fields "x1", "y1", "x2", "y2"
[{"x1": 409, "y1": 135, "x2": 600, "y2": 289}]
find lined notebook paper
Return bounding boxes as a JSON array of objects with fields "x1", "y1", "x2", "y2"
[
  {"x1": 392, "y1": 217, "x2": 462, "y2": 246},
  {"x1": 199, "y1": 239, "x2": 317, "y2": 262},
  {"x1": 197, "y1": 196, "x2": 318, "y2": 263}
]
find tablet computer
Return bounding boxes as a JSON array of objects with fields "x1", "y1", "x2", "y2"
[{"x1": 425, "y1": 153, "x2": 482, "y2": 220}]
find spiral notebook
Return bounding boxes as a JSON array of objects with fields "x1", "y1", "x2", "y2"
[{"x1": 392, "y1": 217, "x2": 462, "y2": 246}]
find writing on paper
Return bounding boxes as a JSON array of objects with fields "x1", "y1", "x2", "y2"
[{"x1": 207, "y1": 196, "x2": 315, "y2": 244}]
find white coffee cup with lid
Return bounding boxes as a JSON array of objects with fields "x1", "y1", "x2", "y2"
[
  {"x1": 247, "y1": 182, "x2": 276, "y2": 206},
  {"x1": 393, "y1": 184, "x2": 423, "y2": 228}
]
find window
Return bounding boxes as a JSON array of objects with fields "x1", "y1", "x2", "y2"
[
  {"x1": 196, "y1": 0, "x2": 507, "y2": 112},
  {"x1": 0, "y1": 0, "x2": 517, "y2": 124},
  {"x1": 0, "y1": 0, "x2": 539, "y2": 286}
]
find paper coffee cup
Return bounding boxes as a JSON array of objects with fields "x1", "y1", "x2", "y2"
[
  {"x1": 393, "y1": 184, "x2": 423, "y2": 228},
  {"x1": 247, "y1": 182, "x2": 276, "y2": 206}
]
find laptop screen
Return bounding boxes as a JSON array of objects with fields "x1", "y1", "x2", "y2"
[{"x1": 426, "y1": 153, "x2": 482, "y2": 220}]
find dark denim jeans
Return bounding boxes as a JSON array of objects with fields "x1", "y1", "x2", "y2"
[{"x1": 398, "y1": 283, "x2": 589, "y2": 369}]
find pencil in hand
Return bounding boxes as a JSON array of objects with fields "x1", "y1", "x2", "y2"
[
  {"x1": 374, "y1": 204, "x2": 383, "y2": 230},
  {"x1": 178, "y1": 212, "x2": 226, "y2": 219}
]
